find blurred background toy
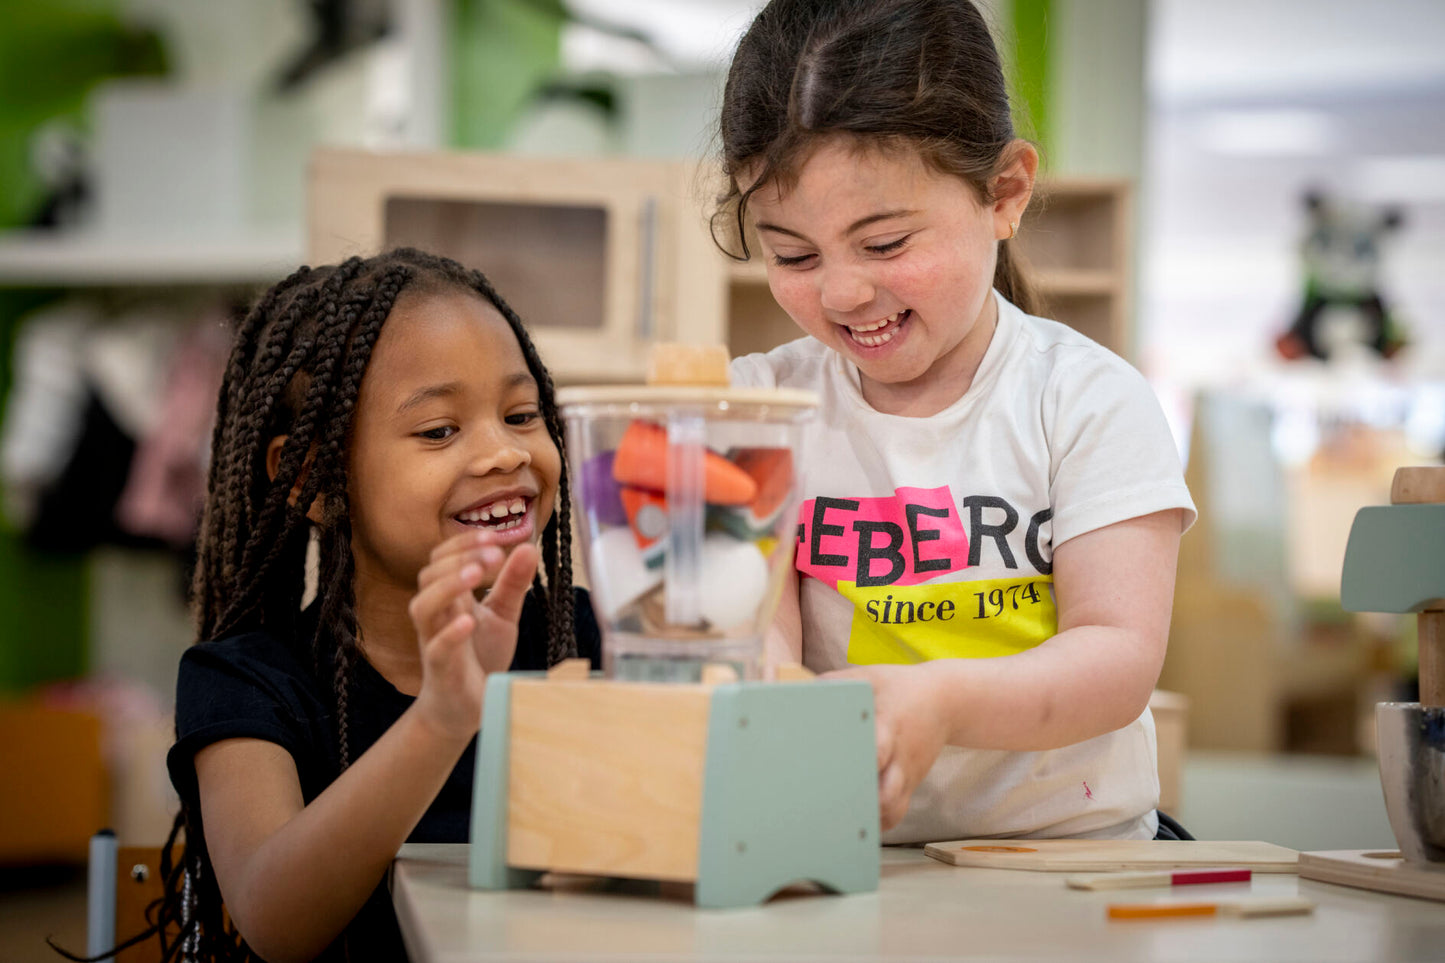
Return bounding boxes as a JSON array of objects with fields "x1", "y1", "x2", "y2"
[{"x1": 1275, "y1": 190, "x2": 1408, "y2": 362}]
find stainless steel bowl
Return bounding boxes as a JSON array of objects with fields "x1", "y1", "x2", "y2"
[{"x1": 1376, "y1": 702, "x2": 1445, "y2": 863}]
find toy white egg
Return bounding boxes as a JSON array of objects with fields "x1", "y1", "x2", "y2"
[{"x1": 697, "y1": 534, "x2": 770, "y2": 631}]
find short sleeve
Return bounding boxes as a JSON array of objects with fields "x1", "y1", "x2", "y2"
[
  {"x1": 729, "y1": 351, "x2": 778, "y2": 389},
  {"x1": 167, "y1": 633, "x2": 330, "y2": 806},
  {"x1": 1043, "y1": 351, "x2": 1197, "y2": 547}
]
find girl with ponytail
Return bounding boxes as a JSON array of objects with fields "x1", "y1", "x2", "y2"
[{"x1": 720, "y1": 0, "x2": 1196, "y2": 846}]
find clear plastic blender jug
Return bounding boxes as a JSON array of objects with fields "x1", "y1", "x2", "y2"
[{"x1": 557, "y1": 385, "x2": 818, "y2": 681}]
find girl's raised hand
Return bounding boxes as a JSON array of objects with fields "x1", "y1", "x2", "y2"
[{"x1": 408, "y1": 530, "x2": 539, "y2": 741}]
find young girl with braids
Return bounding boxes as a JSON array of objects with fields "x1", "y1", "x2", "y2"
[
  {"x1": 144, "y1": 248, "x2": 596, "y2": 962},
  {"x1": 721, "y1": 0, "x2": 1196, "y2": 845}
]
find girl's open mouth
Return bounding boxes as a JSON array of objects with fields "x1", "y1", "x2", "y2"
[
  {"x1": 846, "y1": 309, "x2": 910, "y2": 348},
  {"x1": 455, "y1": 497, "x2": 531, "y2": 534}
]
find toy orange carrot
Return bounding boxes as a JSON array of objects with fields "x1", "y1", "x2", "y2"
[{"x1": 611, "y1": 421, "x2": 757, "y2": 506}]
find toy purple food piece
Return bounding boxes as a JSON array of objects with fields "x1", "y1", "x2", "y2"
[{"x1": 578, "y1": 450, "x2": 627, "y2": 527}]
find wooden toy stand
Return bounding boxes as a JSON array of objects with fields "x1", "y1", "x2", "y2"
[
  {"x1": 1299, "y1": 467, "x2": 1445, "y2": 902},
  {"x1": 467, "y1": 661, "x2": 880, "y2": 908}
]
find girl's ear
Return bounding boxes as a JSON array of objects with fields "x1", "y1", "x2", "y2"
[
  {"x1": 991, "y1": 140, "x2": 1039, "y2": 240},
  {"x1": 266, "y1": 435, "x2": 325, "y2": 525}
]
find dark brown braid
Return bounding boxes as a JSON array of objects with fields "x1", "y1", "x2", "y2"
[{"x1": 66, "y1": 249, "x2": 580, "y2": 963}]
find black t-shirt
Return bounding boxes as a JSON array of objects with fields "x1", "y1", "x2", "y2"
[{"x1": 167, "y1": 586, "x2": 601, "y2": 961}]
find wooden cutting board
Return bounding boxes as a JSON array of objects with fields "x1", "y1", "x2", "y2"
[
  {"x1": 923, "y1": 839, "x2": 1299, "y2": 872},
  {"x1": 1299, "y1": 850, "x2": 1445, "y2": 902}
]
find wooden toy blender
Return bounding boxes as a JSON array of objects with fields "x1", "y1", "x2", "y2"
[
  {"x1": 468, "y1": 346, "x2": 880, "y2": 908},
  {"x1": 1299, "y1": 466, "x2": 1445, "y2": 900}
]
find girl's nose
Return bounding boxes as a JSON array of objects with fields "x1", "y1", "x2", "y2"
[
  {"x1": 817, "y1": 262, "x2": 875, "y2": 314},
  {"x1": 469, "y1": 428, "x2": 530, "y2": 475}
]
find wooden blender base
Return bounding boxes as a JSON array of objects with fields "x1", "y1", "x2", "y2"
[{"x1": 1299, "y1": 850, "x2": 1445, "y2": 902}]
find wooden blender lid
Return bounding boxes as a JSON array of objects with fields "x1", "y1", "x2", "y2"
[
  {"x1": 556, "y1": 343, "x2": 819, "y2": 412},
  {"x1": 556, "y1": 384, "x2": 819, "y2": 410}
]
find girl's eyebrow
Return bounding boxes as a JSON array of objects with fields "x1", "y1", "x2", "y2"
[
  {"x1": 396, "y1": 373, "x2": 537, "y2": 414},
  {"x1": 397, "y1": 382, "x2": 462, "y2": 414},
  {"x1": 755, "y1": 209, "x2": 918, "y2": 241}
]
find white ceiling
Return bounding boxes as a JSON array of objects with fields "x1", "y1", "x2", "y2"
[{"x1": 1150, "y1": 0, "x2": 1445, "y2": 104}]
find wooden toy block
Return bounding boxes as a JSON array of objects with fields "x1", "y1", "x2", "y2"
[
  {"x1": 1299, "y1": 850, "x2": 1445, "y2": 902},
  {"x1": 925, "y1": 839, "x2": 1299, "y2": 872},
  {"x1": 646, "y1": 343, "x2": 731, "y2": 387},
  {"x1": 469, "y1": 673, "x2": 880, "y2": 907},
  {"x1": 700, "y1": 663, "x2": 739, "y2": 686},
  {"x1": 1391, "y1": 466, "x2": 1445, "y2": 505},
  {"x1": 775, "y1": 662, "x2": 816, "y2": 682},
  {"x1": 1341, "y1": 467, "x2": 1445, "y2": 706},
  {"x1": 1321, "y1": 465, "x2": 1445, "y2": 894},
  {"x1": 546, "y1": 658, "x2": 591, "y2": 681}
]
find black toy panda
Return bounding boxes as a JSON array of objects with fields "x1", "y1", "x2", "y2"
[{"x1": 1275, "y1": 190, "x2": 1408, "y2": 362}]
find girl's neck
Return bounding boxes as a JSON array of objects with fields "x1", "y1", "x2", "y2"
[{"x1": 351, "y1": 576, "x2": 425, "y2": 696}]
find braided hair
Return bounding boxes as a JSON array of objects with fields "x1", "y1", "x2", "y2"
[{"x1": 64, "y1": 248, "x2": 578, "y2": 963}]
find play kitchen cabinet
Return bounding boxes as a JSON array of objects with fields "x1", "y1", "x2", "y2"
[
  {"x1": 307, "y1": 149, "x2": 1134, "y2": 382},
  {"x1": 308, "y1": 149, "x2": 729, "y2": 383}
]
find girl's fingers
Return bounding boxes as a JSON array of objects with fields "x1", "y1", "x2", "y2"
[
  {"x1": 479, "y1": 543, "x2": 540, "y2": 626},
  {"x1": 875, "y1": 720, "x2": 895, "y2": 773},
  {"x1": 420, "y1": 611, "x2": 475, "y2": 671},
  {"x1": 409, "y1": 563, "x2": 485, "y2": 637},
  {"x1": 418, "y1": 541, "x2": 505, "y2": 590},
  {"x1": 879, "y1": 761, "x2": 908, "y2": 831}
]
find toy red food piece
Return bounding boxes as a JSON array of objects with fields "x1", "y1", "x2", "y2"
[
  {"x1": 611, "y1": 421, "x2": 757, "y2": 506},
  {"x1": 731, "y1": 448, "x2": 793, "y2": 519},
  {"x1": 708, "y1": 447, "x2": 794, "y2": 540},
  {"x1": 620, "y1": 486, "x2": 668, "y2": 552}
]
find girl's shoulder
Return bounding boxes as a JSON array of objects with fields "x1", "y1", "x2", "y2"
[
  {"x1": 182, "y1": 622, "x2": 317, "y2": 683},
  {"x1": 1001, "y1": 301, "x2": 1148, "y2": 396},
  {"x1": 176, "y1": 621, "x2": 329, "y2": 726},
  {"x1": 729, "y1": 336, "x2": 831, "y2": 390}
]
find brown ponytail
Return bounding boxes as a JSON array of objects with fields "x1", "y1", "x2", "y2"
[{"x1": 994, "y1": 238, "x2": 1038, "y2": 317}]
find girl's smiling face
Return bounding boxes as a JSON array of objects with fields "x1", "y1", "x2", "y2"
[
  {"x1": 346, "y1": 287, "x2": 560, "y2": 595},
  {"x1": 747, "y1": 135, "x2": 1033, "y2": 415}
]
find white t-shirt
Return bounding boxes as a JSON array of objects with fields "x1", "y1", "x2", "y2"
[{"x1": 731, "y1": 291, "x2": 1197, "y2": 844}]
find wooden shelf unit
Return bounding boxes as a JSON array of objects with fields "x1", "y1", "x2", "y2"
[
  {"x1": 1013, "y1": 180, "x2": 1132, "y2": 357},
  {"x1": 308, "y1": 150, "x2": 1136, "y2": 380},
  {"x1": 0, "y1": 230, "x2": 302, "y2": 287}
]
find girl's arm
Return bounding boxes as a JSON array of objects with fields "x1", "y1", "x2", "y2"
[
  {"x1": 195, "y1": 534, "x2": 538, "y2": 963},
  {"x1": 194, "y1": 713, "x2": 469, "y2": 962},
  {"x1": 763, "y1": 559, "x2": 804, "y2": 669},
  {"x1": 832, "y1": 508, "x2": 1183, "y2": 830}
]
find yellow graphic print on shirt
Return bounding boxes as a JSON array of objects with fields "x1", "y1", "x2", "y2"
[{"x1": 840, "y1": 576, "x2": 1058, "y2": 665}]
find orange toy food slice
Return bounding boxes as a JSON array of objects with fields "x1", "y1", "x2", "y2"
[
  {"x1": 611, "y1": 421, "x2": 757, "y2": 506},
  {"x1": 730, "y1": 447, "x2": 793, "y2": 519},
  {"x1": 620, "y1": 486, "x2": 668, "y2": 550}
]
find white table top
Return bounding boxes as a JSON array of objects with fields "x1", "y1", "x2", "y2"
[{"x1": 392, "y1": 844, "x2": 1445, "y2": 962}]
